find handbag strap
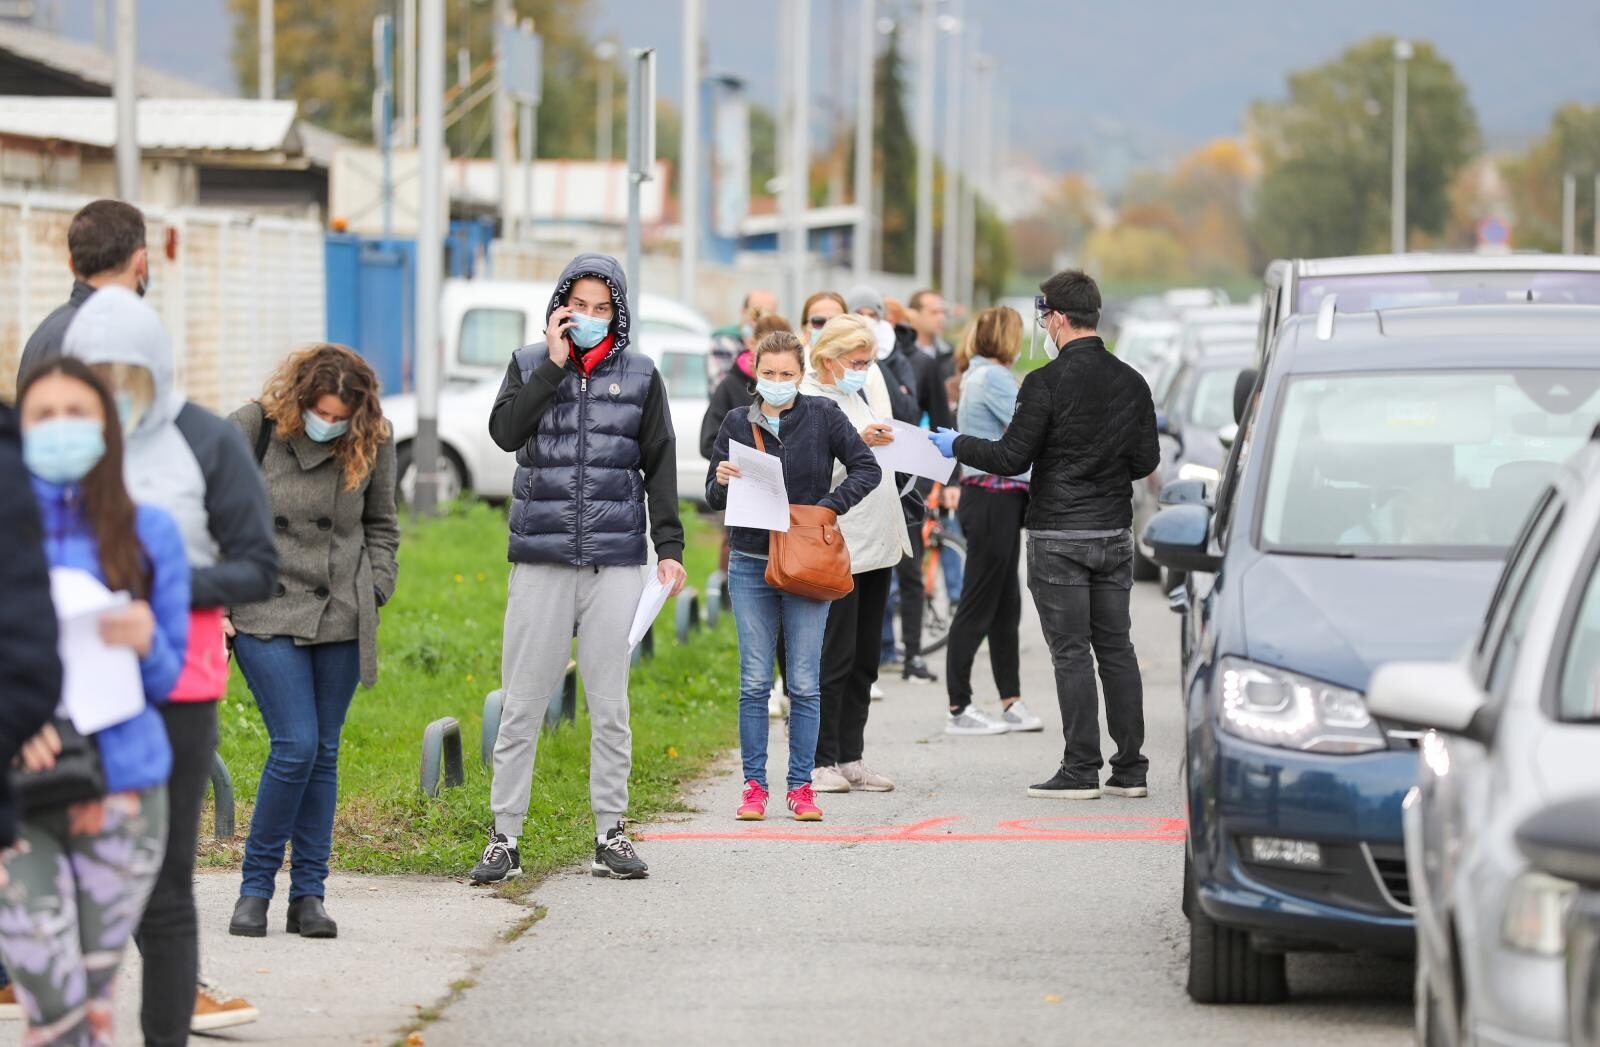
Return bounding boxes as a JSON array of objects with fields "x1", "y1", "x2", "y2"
[{"x1": 749, "y1": 422, "x2": 766, "y2": 453}]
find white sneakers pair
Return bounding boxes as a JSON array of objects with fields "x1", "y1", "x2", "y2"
[
  {"x1": 945, "y1": 701, "x2": 1044, "y2": 736},
  {"x1": 812, "y1": 761, "x2": 895, "y2": 793}
]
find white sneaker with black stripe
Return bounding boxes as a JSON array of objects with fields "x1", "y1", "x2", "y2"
[{"x1": 593, "y1": 823, "x2": 649, "y2": 879}]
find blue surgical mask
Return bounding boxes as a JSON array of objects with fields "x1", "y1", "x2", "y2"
[
  {"x1": 23, "y1": 417, "x2": 106, "y2": 484},
  {"x1": 756, "y1": 378, "x2": 798, "y2": 407},
  {"x1": 740, "y1": 322, "x2": 755, "y2": 340},
  {"x1": 568, "y1": 311, "x2": 611, "y2": 349},
  {"x1": 114, "y1": 392, "x2": 145, "y2": 436},
  {"x1": 837, "y1": 368, "x2": 869, "y2": 396},
  {"x1": 303, "y1": 410, "x2": 349, "y2": 443}
]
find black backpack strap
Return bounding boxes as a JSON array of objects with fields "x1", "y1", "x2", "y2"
[{"x1": 253, "y1": 409, "x2": 275, "y2": 466}]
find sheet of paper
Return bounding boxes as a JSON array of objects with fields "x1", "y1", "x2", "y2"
[
  {"x1": 872, "y1": 420, "x2": 959, "y2": 484},
  {"x1": 629, "y1": 571, "x2": 671, "y2": 648},
  {"x1": 49, "y1": 567, "x2": 144, "y2": 735},
  {"x1": 725, "y1": 440, "x2": 791, "y2": 532}
]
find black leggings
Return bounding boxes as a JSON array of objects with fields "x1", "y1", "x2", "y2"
[
  {"x1": 816, "y1": 567, "x2": 893, "y2": 767},
  {"x1": 945, "y1": 486, "x2": 1027, "y2": 711}
]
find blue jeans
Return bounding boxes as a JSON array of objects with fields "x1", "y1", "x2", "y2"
[
  {"x1": 728, "y1": 555, "x2": 828, "y2": 790},
  {"x1": 941, "y1": 511, "x2": 965, "y2": 602},
  {"x1": 233, "y1": 635, "x2": 361, "y2": 900}
]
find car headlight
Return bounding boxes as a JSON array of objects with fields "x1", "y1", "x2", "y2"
[
  {"x1": 1216, "y1": 658, "x2": 1386, "y2": 754},
  {"x1": 1177, "y1": 462, "x2": 1219, "y2": 485},
  {"x1": 1502, "y1": 871, "x2": 1577, "y2": 956}
]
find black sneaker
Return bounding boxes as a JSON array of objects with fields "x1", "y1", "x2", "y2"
[
  {"x1": 1103, "y1": 777, "x2": 1149, "y2": 798},
  {"x1": 902, "y1": 655, "x2": 938, "y2": 683},
  {"x1": 469, "y1": 831, "x2": 522, "y2": 884},
  {"x1": 1026, "y1": 767, "x2": 1102, "y2": 799},
  {"x1": 593, "y1": 823, "x2": 649, "y2": 879}
]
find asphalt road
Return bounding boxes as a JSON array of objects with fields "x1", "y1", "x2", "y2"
[{"x1": 431, "y1": 579, "x2": 1414, "y2": 1047}]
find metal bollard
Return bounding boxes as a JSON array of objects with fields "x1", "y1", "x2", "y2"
[
  {"x1": 420, "y1": 716, "x2": 465, "y2": 797},
  {"x1": 675, "y1": 587, "x2": 701, "y2": 644},
  {"x1": 630, "y1": 624, "x2": 654, "y2": 666},
  {"x1": 481, "y1": 690, "x2": 504, "y2": 768},
  {"x1": 209, "y1": 752, "x2": 235, "y2": 840},
  {"x1": 705, "y1": 570, "x2": 727, "y2": 626}
]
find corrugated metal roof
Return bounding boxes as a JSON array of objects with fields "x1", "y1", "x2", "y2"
[
  {"x1": 0, "y1": 19, "x2": 218, "y2": 99},
  {"x1": 0, "y1": 97, "x2": 302, "y2": 152}
]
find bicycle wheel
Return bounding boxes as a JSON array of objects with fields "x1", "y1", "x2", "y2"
[{"x1": 919, "y1": 531, "x2": 966, "y2": 655}]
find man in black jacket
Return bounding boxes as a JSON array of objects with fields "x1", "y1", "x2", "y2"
[{"x1": 931, "y1": 270, "x2": 1160, "y2": 800}]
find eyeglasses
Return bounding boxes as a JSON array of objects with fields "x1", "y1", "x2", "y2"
[
  {"x1": 839, "y1": 358, "x2": 873, "y2": 372},
  {"x1": 807, "y1": 315, "x2": 830, "y2": 329}
]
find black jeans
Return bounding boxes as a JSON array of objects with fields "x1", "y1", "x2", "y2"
[
  {"x1": 136, "y1": 701, "x2": 219, "y2": 1047},
  {"x1": 1026, "y1": 532, "x2": 1148, "y2": 783},
  {"x1": 894, "y1": 523, "x2": 925, "y2": 659},
  {"x1": 945, "y1": 486, "x2": 1027, "y2": 711},
  {"x1": 816, "y1": 567, "x2": 893, "y2": 767}
]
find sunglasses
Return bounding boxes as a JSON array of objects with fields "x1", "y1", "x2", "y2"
[{"x1": 807, "y1": 315, "x2": 830, "y2": 329}]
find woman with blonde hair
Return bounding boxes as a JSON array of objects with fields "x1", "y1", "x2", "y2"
[
  {"x1": 227, "y1": 344, "x2": 399, "y2": 940},
  {"x1": 801, "y1": 314, "x2": 912, "y2": 793},
  {"x1": 943, "y1": 306, "x2": 1043, "y2": 736}
]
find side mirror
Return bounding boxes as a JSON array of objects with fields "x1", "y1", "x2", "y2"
[
  {"x1": 1159, "y1": 478, "x2": 1208, "y2": 506},
  {"x1": 1143, "y1": 504, "x2": 1222, "y2": 573},
  {"x1": 1366, "y1": 661, "x2": 1489, "y2": 741},
  {"x1": 1233, "y1": 368, "x2": 1260, "y2": 425},
  {"x1": 1155, "y1": 411, "x2": 1183, "y2": 453},
  {"x1": 1218, "y1": 423, "x2": 1239, "y2": 450},
  {"x1": 1517, "y1": 796, "x2": 1600, "y2": 887}
]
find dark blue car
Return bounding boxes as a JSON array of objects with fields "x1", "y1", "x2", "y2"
[{"x1": 1144, "y1": 302, "x2": 1600, "y2": 1003}]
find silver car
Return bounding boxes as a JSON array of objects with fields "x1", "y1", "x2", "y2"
[{"x1": 1370, "y1": 435, "x2": 1600, "y2": 1047}]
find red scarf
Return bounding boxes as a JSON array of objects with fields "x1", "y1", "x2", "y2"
[{"x1": 571, "y1": 332, "x2": 616, "y2": 376}]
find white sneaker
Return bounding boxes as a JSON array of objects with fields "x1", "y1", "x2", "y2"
[
  {"x1": 945, "y1": 706, "x2": 1009, "y2": 736},
  {"x1": 768, "y1": 678, "x2": 788, "y2": 719},
  {"x1": 839, "y1": 760, "x2": 895, "y2": 792},
  {"x1": 811, "y1": 765, "x2": 852, "y2": 793},
  {"x1": 1001, "y1": 700, "x2": 1044, "y2": 733},
  {"x1": 869, "y1": 682, "x2": 885, "y2": 701}
]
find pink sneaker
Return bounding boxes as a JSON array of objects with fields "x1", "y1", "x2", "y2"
[
  {"x1": 786, "y1": 784, "x2": 824, "y2": 821},
  {"x1": 737, "y1": 780, "x2": 769, "y2": 821}
]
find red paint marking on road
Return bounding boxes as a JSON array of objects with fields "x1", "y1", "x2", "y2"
[{"x1": 636, "y1": 814, "x2": 1187, "y2": 844}]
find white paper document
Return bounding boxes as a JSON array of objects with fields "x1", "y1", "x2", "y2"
[
  {"x1": 872, "y1": 420, "x2": 959, "y2": 484},
  {"x1": 629, "y1": 571, "x2": 672, "y2": 648},
  {"x1": 49, "y1": 567, "x2": 145, "y2": 735},
  {"x1": 725, "y1": 440, "x2": 791, "y2": 532}
]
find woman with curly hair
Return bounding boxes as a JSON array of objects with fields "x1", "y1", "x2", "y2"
[{"x1": 225, "y1": 344, "x2": 400, "y2": 940}]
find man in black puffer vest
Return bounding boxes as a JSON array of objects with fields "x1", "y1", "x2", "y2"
[
  {"x1": 472, "y1": 254, "x2": 686, "y2": 885},
  {"x1": 930, "y1": 269, "x2": 1159, "y2": 802}
]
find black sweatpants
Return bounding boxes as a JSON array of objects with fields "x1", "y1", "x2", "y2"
[
  {"x1": 136, "y1": 701, "x2": 219, "y2": 1047},
  {"x1": 894, "y1": 523, "x2": 925, "y2": 658},
  {"x1": 945, "y1": 486, "x2": 1028, "y2": 711},
  {"x1": 816, "y1": 567, "x2": 893, "y2": 767}
]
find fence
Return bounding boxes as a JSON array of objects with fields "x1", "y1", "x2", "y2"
[{"x1": 0, "y1": 191, "x2": 326, "y2": 410}]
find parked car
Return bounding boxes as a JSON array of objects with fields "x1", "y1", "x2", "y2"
[
  {"x1": 1368, "y1": 433, "x2": 1600, "y2": 1046},
  {"x1": 1253, "y1": 252, "x2": 1600, "y2": 368},
  {"x1": 1143, "y1": 301, "x2": 1600, "y2": 1004},
  {"x1": 1516, "y1": 796, "x2": 1600, "y2": 1047},
  {"x1": 383, "y1": 279, "x2": 714, "y2": 506},
  {"x1": 1112, "y1": 319, "x2": 1182, "y2": 391},
  {"x1": 1131, "y1": 347, "x2": 1251, "y2": 581},
  {"x1": 1160, "y1": 305, "x2": 1259, "y2": 402}
]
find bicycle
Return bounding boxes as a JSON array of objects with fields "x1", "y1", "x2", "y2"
[{"x1": 918, "y1": 507, "x2": 966, "y2": 655}]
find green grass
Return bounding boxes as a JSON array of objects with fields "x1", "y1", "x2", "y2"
[{"x1": 202, "y1": 501, "x2": 738, "y2": 881}]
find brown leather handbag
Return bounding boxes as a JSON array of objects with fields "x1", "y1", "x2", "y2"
[{"x1": 750, "y1": 424, "x2": 855, "y2": 601}]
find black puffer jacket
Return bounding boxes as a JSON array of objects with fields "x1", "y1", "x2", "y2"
[{"x1": 954, "y1": 336, "x2": 1158, "y2": 531}]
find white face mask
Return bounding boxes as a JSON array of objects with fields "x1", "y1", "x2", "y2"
[
  {"x1": 874, "y1": 320, "x2": 895, "y2": 360},
  {"x1": 1034, "y1": 310, "x2": 1059, "y2": 361}
]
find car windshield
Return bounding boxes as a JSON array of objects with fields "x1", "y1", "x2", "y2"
[
  {"x1": 1117, "y1": 331, "x2": 1175, "y2": 372},
  {"x1": 1258, "y1": 369, "x2": 1600, "y2": 558},
  {"x1": 656, "y1": 350, "x2": 709, "y2": 398},
  {"x1": 1294, "y1": 271, "x2": 1600, "y2": 315},
  {"x1": 1188, "y1": 366, "x2": 1245, "y2": 431}
]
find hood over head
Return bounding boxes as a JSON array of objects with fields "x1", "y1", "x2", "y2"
[
  {"x1": 547, "y1": 253, "x2": 631, "y2": 358},
  {"x1": 61, "y1": 284, "x2": 175, "y2": 434}
]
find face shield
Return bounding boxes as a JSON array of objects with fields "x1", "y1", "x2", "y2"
[{"x1": 93, "y1": 362, "x2": 157, "y2": 436}]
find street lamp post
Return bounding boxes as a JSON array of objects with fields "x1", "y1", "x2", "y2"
[
  {"x1": 414, "y1": 0, "x2": 445, "y2": 517},
  {"x1": 913, "y1": 0, "x2": 935, "y2": 288},
  {"x1": 258, "y1": 0, "x2": 274, "y2": 99},
  {"x1": 851, "y1": 0, "x2": 875, "y2": 278},
  {"x1": 1390, "y1": 38, "x2": 1412, "y2": 254},
  {"x1": 1562, "y1": 173, "x2": 1577, "y2": 254},
  {"x1": 680, "y1": 0, "x2": 703, "y2": 303},
  {"x1": 595, "y1": 40, "x2": 617, "y2": 163},
  {"x1": 938, "y1": 0, "x2": 962, "y2": 298},
  {"x1": 112, "y1": 0, "x2": 137, "y2": 200}
]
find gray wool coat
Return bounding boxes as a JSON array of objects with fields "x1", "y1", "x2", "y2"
[{"x1": 229, "y1": 402, "x2": 400, "y2": 687}]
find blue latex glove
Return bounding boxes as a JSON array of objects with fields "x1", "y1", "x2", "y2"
[{"x1": 929, "y1": 427, "x2": 960, "y2": 458}]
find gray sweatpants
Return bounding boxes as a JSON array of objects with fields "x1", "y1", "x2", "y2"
[{"x1": 491, "y1": 562, "x2": 646, "y2": 838}]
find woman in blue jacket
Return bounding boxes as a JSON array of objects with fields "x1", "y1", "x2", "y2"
[
  {"x1": 0, "y1": 357, "x2": 188, "y2": 1046},
  {"x1": 706, "y1": 330, "x2": 882, "y2": 821}
]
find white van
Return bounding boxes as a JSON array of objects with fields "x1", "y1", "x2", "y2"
[{"x1": 383, "y1": 278, "x2": 715, "y2": 506}]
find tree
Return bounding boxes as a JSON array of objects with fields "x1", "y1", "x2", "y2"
[
  {"x1": 229, "y1": 0, "x2": 604, "y2": 159},
  {"x1": 1249, "y1": 36, "x2": 1479, "y2": 258},
  {"x1": 1503, "y1": 104, "x2": 1600, "y2": 252},
  {"x1": 1082, "y1": 225, "x2": 1190, "y2": 283},
  {"x1": 1010, "y1": 173, "x2": 1102, "y2": 275},
  {"x1": 872, "y1": 24, "x2": 917, "y2": 275}
]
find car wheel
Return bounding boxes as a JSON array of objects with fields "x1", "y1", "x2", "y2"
[
  {"x1": 1185, "y1": 851, "x2": 1288, "y2": 1005},
  {"x1": 396, "y1": 442, "x2": 469, "y2": 507}
]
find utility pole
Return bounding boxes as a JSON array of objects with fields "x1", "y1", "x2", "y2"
[
  {"x1": 1562, "y1": 173, "x2": 1577, "y2": 255},
  {"x1": 258, "y1": 0, "x2": 273, "y2": 99},
  {"x1": 413, "y1": 0, "x2": 445, "y2": 517},
  {"x1": 851, "y1": 0, "x2": 874, "y2": 278},
  {"x1": 784, "y1": 0, "x2": 811, "y2": 316},
  {"x1": 373, "y1": 14, "x2": 395, "y2": 239},
  {"x1": 1594, "y1": 174, "x2": 1599, "y2": 255},
  {"x1": 113, "y1": 0, "x2": 137, "y2": 201},
  {"x1": 960, "y1": 53, "x2": 987, "y2": 309},
  {"x1": 520, "y1": 17, "x2": 538, "y2": 244},
  {"x1": 1390, "y1": 38, "x2": 1412, "y2": 254},
  {"x1": 938, "y1": 0, "x2": 962, "y2": 297},
  {"x1": 626, "y1": 48, "x2": 657, "y2": 313},
  {"x1": 680, "y1": 0, "x2": 703, "y2": 302},
  {"x1": 913, "y1": 0, "x2": 935, "y2": 288},
  {"x1": 401, "y1": 0, "x2": 417, "y2": 145},
  {"x1": 492, "y1": 0, "x2": 512, "y2": 235},
  {"x1": 595, "y1": 40, "x2": 616, "y2": 163}
]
